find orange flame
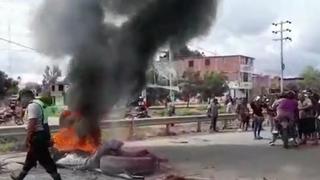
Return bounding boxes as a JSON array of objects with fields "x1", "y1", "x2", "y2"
[
  {"x1": 53, "y1": 110, "x2": 101, "y2": 154},
  {"x1": 53, "y1": 127, "x2": 99, "y2": 154}
]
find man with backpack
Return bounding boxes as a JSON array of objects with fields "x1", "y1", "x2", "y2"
[{"x1": 11, "y1": 90, "x2": 61, "y2": 180}]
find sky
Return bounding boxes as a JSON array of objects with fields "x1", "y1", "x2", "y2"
[{"x1": 0, "y1": 0, "x2": 319, "y2": 83}]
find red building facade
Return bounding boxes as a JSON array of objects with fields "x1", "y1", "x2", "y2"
[{"x1": 173, "y1": 55, "x2": 255, "y2": 98}]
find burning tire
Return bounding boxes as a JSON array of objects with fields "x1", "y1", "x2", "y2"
[{"x1": 100, "y1": 155, "x2": 156, "y2": 175}]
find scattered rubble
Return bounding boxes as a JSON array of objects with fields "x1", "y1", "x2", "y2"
[{"x1": 0, "y1": 160, "x2": 8, "y2": 174}]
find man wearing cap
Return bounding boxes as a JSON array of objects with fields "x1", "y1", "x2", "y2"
[{"x1": 11, "y1": 90, "x2": 61, "y2": 180}]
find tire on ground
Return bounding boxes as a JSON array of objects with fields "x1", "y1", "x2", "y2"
[{"x1": 100, "y1": 155, "x2": 156, "y2": 175}]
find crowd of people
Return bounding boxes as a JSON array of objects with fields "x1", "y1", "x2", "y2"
[
  {"x1": 206, "y1": 90, "x2": 320, "y2": 149},
  {"x1": 234, "y1": 90, "x2": 320, "y2": 149}
]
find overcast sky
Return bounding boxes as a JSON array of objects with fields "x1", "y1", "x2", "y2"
[{"x1": 0, "y1": 0, "x2": 319, "y2": 83}]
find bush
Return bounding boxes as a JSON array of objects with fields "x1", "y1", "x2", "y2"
[
  {"x1": 0, "y1": 142, "x2": 16, "y2": 153},
  {"x1": 177, "y1": 109, "x2": 202, "y2": 116},
  {"x1": 0, "y1": 136, "x2": 18, "y2": 153},
  {"x1": 196, "y1": 105, "x2": 208, "y2": 111},
  {"x1": 45, "y1": 106, "x2": 64, "y2": 117},
  {"x1": 152, "y1": 110, "x2": 167, "y2": 117}
]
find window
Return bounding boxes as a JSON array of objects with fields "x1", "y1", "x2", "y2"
[
  {"x1": 188, "y1": 60, "x2": 194, "y2": 67},
  {"x1": 51, "y1": 85, "x2": 55, "y2": 91},
  {"x1": 205, "y1": 59, "x2": 210, "y2": 66},
  {"x1": 245, "y1": 58, "x2": 252, "y2": 65},
  {"x1": 245, "y1": 58, "x2": 249, "y2": 64},
  {"x1": 243, "y1": 73, "x2": 249, "y2": 82},
  {"x1": 58, "y1": 85, "x2": 64, "y2": 91}
]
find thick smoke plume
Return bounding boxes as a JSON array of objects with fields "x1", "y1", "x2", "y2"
[{"x1": 33, "y1": 0, "x2": 218, "y2": 137}]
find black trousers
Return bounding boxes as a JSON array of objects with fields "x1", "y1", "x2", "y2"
[
  {"x1": 210, "y1": 116, "x2": 218, "y2": 131},
  {"x1": 23, "y1": 131, "x2": 58, "y2": 174}
]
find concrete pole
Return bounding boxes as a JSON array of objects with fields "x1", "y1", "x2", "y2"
[
  {"x1": 169, "y1": 48, "x2": 174, "y2": 101},
  {"x1": 280, "y1": 22, "x2": 284, "y2": 93},
  {"x1": 272, "y1": 20, "x2": 291, "y2": 93}
]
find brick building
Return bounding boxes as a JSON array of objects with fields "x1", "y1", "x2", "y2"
[{"x1": 173, "y1": 55, "x2": 255, "y2": 99}]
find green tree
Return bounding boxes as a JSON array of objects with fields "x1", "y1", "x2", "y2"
[
  {"x1": 42, "y1": 65, "x2": 62, "y2": 92},
  {"x1": 0, "y1": 71, "x2": 19, "y2": 98},
  {"x1": 178, "y1": 71, "x2": 202, "y2": 105},
  {"x1": 201, "y1": 72, "x2": 229, "y2": 99},
  {"x1": 300, "y1": 66, "x2": 320, "y2": 93},
  {"x1": 178, "y1": 71, "x2": 228, "y2": 102},
  {"x1": 179, "y1": 71, "x2": 202, "y2": 94}
]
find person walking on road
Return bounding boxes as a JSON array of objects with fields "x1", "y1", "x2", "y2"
[
  {"x1": 209, "y1": 98, "x2": 220, "y2": 132},
  {"x1": 11, "y1": 90, "x2": 61, "y2": 180}
]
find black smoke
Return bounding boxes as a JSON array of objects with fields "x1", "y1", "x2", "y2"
[{"x1": 33, "y1": 0, "x2": 219, "y2": 137}]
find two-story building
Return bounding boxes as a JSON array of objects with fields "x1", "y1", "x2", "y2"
[
  {"x1": 173, "y1": 55, "x2": 255, "y2": 99},
  {"x1": 50, "y1": 80, "x2": 69, "y2": 106}
]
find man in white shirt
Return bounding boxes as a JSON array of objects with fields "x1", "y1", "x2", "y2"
[{"x1": 11, "y1": 90, "x2": 61, "y2": 180}]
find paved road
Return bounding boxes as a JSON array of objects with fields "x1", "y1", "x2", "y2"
[
  {"x1": 126, "y1": 130, "x2": 320, "y2": 180},
  {"x1": 1, "y1": 130, "x2": 320, "y2": 180}
]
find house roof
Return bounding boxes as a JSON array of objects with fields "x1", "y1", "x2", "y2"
[
  {"x1": 283, "y1": 77, "x2": 304, "y2": 81},
  {"x1": 176, "y1": 54, "x2": 255, "y2": 61}
]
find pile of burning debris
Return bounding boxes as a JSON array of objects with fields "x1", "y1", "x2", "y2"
[{"x1": 52, "y1": 113, "x2": 167, "y2": 179}]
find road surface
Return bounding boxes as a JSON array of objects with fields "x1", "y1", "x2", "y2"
[{"x1": 1, "y1": 130, "x2": 320, "y2": 180}]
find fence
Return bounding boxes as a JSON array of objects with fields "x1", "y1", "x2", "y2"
[{"x1": 0, "y1": 113, "x2": 238, "y2": 139}]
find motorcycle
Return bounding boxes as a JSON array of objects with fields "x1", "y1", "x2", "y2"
[
  {"x1": 124, "y1": 105, "x2": 150, "y2": 119},
  {"x1": 273, "y1": 116, "x2": 297, "y2": 149}
]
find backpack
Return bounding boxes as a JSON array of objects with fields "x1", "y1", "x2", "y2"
[
  {"x1": 207, "y1": 104, "x2": 212, "y2": 117},
  {"x1": 33, "y1": 102, "x2": 52, "y2": 146}
]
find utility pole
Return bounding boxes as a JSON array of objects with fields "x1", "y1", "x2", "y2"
[
  {"x1": 159, "y1": 49, "x2": 174, "y2": 101},
  {"x1": 272, "y1": 20, "x2": 292, "y2": 93},
  {"x1": 7, "y1": 16, "x2": 11, "y2": 76},
  {"x1": 168, "y1": 47, "x2": 174, "y2": 101}
]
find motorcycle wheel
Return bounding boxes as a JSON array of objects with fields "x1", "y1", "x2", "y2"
[{"x1": 282, "y1": 127, "x2": 289, "y2": 149}]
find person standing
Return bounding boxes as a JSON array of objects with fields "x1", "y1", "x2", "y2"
[
  {"x1": 209, "y1": 98, "x2": 220, "y2": 132},
  {"x1": 236, "y1": 98, "x2": 250, "y2": 131},
  {"x1": 250, "y1": 96, "x2": 266, "y2": 140},
  {"x1": 223, "y1": 96, "x2": 233, "y2": 129},
  {"x1": 268, "y1": 94, "x2": 285, "y2": 146},
  {"x1": 298, "y1": 93, "x2": 317, "y2": 145},
  {"x1": 309, "y1": 92, "x2": 320, "y2": 140},
  {"x1": 11, "y1": 90, "x2": 61, "y2": 180}
]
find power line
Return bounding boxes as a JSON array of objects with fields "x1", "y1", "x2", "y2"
[{"x1": 0, "y1": 36, "x2": 40, "y2": 53}]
